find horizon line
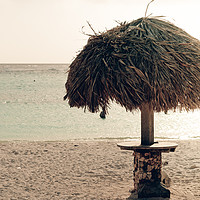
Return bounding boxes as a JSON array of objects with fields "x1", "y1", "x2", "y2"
[{"x1": 0, "y1": 63, "x2": 69, "y2": 65}]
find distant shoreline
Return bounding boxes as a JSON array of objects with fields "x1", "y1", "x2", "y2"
[{"x1": 0, "y1": 63, "x2": 69, "y2": 71}]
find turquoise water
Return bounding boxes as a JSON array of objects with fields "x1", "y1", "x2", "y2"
[{"x1": 0, "y1": 64, "x2": 200, "y2": 141}]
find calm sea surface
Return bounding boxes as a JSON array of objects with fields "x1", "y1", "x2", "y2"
[{"x1": 0, "y1": 64, "x2": 200, "y2": 141}]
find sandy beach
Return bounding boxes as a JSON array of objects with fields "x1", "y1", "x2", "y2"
[{"x1": 0, "y1": 140, "x2": 199, "y2": 200}]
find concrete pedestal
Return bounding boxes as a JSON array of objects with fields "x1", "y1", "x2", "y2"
[{"x1": 117, "y1": 142, "x2": 178, "y2": 199}]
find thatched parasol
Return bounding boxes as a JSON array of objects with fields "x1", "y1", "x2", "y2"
[{"x1": 64, "y1": 17, "x2": 200, "y2": 145}]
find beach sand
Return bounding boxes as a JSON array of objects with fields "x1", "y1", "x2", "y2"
[{"x1": 0, "y1": 140, "x2": 199, "y2": 200}]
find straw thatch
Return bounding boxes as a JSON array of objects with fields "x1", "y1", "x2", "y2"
[{"x1": 64, "y1": 17, "x2": 200, "y2": 114}]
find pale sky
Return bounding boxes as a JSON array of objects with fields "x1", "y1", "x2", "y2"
[{"x1": 0, "y1": 0, "x2": 199, "y2": 63}]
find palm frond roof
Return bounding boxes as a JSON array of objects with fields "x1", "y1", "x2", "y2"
[{"x1": 64, "y1": 17, "x2": 200, "y2": 113}]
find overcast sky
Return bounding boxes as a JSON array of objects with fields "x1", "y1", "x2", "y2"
[{"x1": 0, "y1": 0, "x2": 199, "y2": 63}]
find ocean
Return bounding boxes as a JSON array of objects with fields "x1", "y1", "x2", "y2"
[{"x1": 0, "y1": 64, "x2": 199, "y2": 141}]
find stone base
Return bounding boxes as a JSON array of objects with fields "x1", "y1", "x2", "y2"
[
  {"x1": 117, "y1": 142, "x2": 178, "y2": 199},
  {"x1": 138, "y1": 183, "x2": 170, "y2": 198},
  {"x1": 133, "y1": 150, "x2": 162, "y2": 192}
]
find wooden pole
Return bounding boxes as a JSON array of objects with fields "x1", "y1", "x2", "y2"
[{"x1": 141, "y1": 102, "x2": 154, "y2": 145}]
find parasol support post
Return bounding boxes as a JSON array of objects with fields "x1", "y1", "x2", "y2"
[{"x1": 141, "y1": 102, "x2": 154, "y2": 145}]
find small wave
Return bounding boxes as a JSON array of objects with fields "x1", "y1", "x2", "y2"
[
  {"x1": 93, "y1": 136, "x2": 139, "y2": 141},
  {"x1": 48, "y1": 68, "x2": 59, "y2": 72},
  {"x1": 2, "y1": 101, "x2": 11, "y2": 104}
]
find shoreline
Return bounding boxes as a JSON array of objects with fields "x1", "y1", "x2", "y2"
[
  {"x1": 1, "y1": 137, "x2": 200, "y2": 142},
  {"x1": 0, "y1": 139, "x2": 200, "y2": 199}
]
